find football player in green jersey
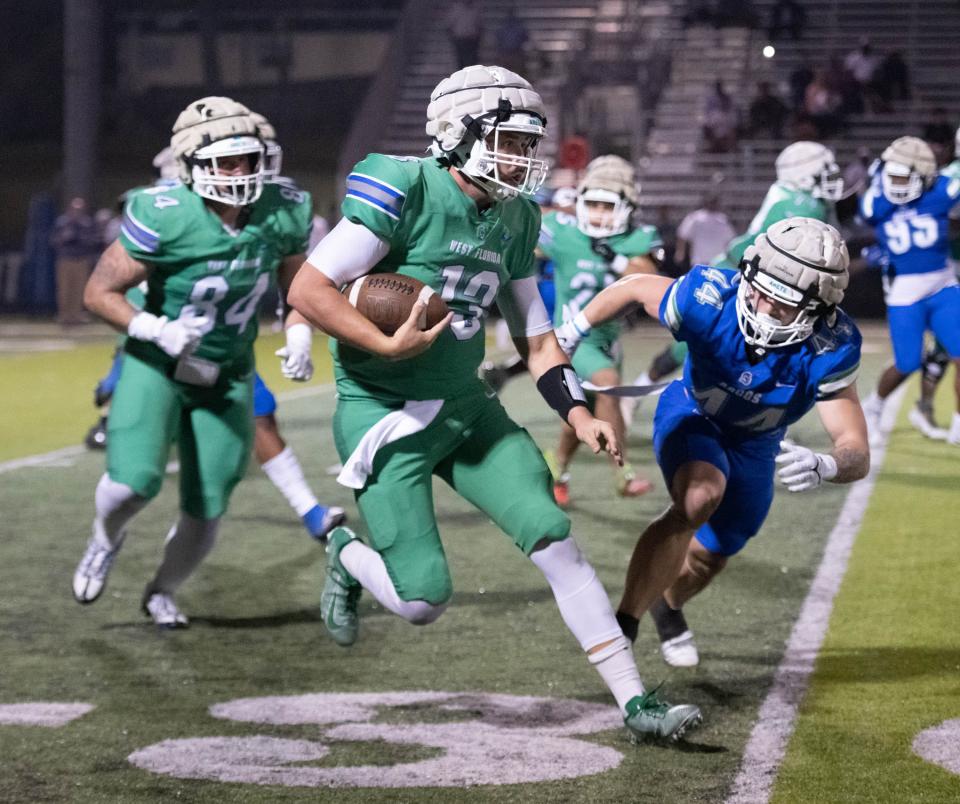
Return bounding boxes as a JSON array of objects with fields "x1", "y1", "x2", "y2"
[
  {"x1": 542, "y1": 155, "x2": 658, "y2": 506},
  {"x1": 290, "y1": 65, "x2": 701, "y2": 742},
  {"x1": 622, "y1": 141, "x2": 845, "y2": 424},
  {"x1": 72, "y1": 96, "x2": 318, "y2": 628}
]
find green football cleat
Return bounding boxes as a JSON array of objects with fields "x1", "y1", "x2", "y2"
[
  {"x1": 320, "y1": 526, "x2": 362, "y2": 647},
  {"x1": 624, "y1": 687, "x2": 702, "y2": 742}
]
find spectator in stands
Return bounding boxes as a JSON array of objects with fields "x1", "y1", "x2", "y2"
[
  {"x1": 747, "y1": 81, "x2": 789, "y2": 139},
  {"x1": 446, "y1": 1, "x2": 482, "y2": 69},
  {"x1": 873, "y1": 51, "x2": 911, "y2": 111},
  {"x1": 803, "y1": 69, "x2": 843, "y2": 138},
  {"x1": 828, "y1": 52, "x2": 864, "y2": 116},
  {"x1": 767, "y1": 0, "x2": 806, "y2": 41},
  {"x1": 923, "y1": 107, "x2": 955, "y2": 166},
  {"x1": 51, "y1": 196, "x2": 99, "y2": 326},
  {"x1": 674, "y1": 194, "x2": 736, "y2": 271},
  {"x1": 494, "y1": 9, "x2": 529, "y2": 76},
  {"x1": 703, "y1": 81, "x2": 739, "y2": 153},
  {"x1": 788, "y1": 59, "x2": 814, "y2": 110},
  {"x1": 844, "y1": 38, "x2": 882, "y2": 109}
]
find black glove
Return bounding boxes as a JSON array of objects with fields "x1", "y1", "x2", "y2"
[{"x1": 591, "y1": 239, "x2": 616, "y2": 262}]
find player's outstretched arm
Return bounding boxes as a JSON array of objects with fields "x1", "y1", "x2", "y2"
[
  {"x1": 816, "y1": 384, "x2": 870, "y2": 483},
  {"x1": 518, "y1": 330, "x2": 622, "y2": 465},
  {"x1": 83, "y1": 240, "x2": 151, "y2": 331}
]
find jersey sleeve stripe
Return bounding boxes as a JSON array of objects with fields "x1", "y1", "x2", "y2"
[
  {"x1": 121, "y1": 210, "x2": 160, "y2": 249},
  {"x1": 120, "y1": 221, "x2": 158, "y2": 254},
  {"x1": 663, "y1": 281, "x2": 683, "y2": 331},
  {"x1": 345, "y1": 190, "x2": 401, "y2": 221},
  {"x1": 345, "y1": 183, "x2": 403, "y2": 218},
  {"x1": 816, "y1": 362, "x2": 859, "y2": 398},
  {"x1": 348, "y1": 172, "x2": 405, "y2": 199}
]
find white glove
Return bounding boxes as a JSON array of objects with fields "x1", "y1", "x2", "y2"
[
  {"x1": 554, "y1": 311, "x2": 591, "y2": 357},
  {"x1": 276, "y1": 322, "x2": 314, "y2": 381},
  {"x1": 775, "y1": 439, "x2": 838, "y2": 492},
  {"x1": 128, "y1": 310, "x2": 209, "y2": 358}
]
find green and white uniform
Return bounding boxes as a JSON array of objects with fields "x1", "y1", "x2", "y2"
[
  {"x1": 540, "y1": 211, "x2": 661, "y2": 378},
  {"x1": 109, "y1": 181, "x2": 311, "y2": 518},
  {"x1": 719, "y1": 183, "x2": 832, "y2": 268},
  {"x1": 333, "y1": 154, "x2": 567, "y2": 604}
]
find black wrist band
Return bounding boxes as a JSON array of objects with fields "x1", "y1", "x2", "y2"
[{"x1": 536, "y1": 364, "x2": 588, "y2": 423}]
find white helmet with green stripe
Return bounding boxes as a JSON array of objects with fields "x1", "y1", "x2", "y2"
[
  {"x1": 737, "y1": 217, "x2": 849, "y2": 350},
  {"x1": 426, "y1": 65, "x2": 548, "y2": 201}
]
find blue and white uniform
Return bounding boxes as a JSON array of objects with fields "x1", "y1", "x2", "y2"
[
  {"x1": 860, "y1": 174, "x2": 960, "y2": 372},
  {"x1": 655, "y1": 265, "x2": 861, "y2": 556}
]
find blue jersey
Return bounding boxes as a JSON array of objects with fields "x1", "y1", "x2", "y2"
[
  {"x1": 860, "y1": 174, "x2": 960, "y2": 277},
  {"x1": 659, "y1": 265, "x2": 862, "y2": 438}
]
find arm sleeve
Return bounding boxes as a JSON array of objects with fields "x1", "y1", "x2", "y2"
[
  {"x1": 341, "y1": 154, "x2": 414, "y2": 242},
  {"x1": 307, "y1": 217, "x2": 391, "y2": 286},
  {"x1": 497, "y1": 275, "x2": 553, "y2": 337}
]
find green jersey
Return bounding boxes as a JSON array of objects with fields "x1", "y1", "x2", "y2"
[
  {"x1": 336, "y1": 154, "x2": 541, "y2": 400},
  {"x1": 540, "y1": 210, "x2": 661, "y2": 344},
  {"x1": 722, "y1": 183, "x2": 831, "y2": 267},
  {"x1": 940, "y1": 159, "x2": 960, "y2": 261},
  {"x1": 119, "y1": 181, "x2": 311, "y2": 372}
]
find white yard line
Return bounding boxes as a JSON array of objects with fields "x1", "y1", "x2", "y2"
[
  {"x1": 725, "y1": 384, "x2": 907, "y2": 804},
  {"x1": 0, "y1": 382, "x2": 334, "y2": 475}
]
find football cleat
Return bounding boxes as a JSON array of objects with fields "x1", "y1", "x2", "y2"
[
  {"x1": 624, "y1": 687, "x2": 702, "y2": 742},
  {"x1": 142, "y1": 590, "x2": 189, "y2": 629},
  {"x1": 84, "y1": 416, "x2": 108, "y2": 450},
  {"x1": 553, "y1": 473, "x2": 571, "y2": 508},
  {"x1": 615, "y1": 464, "x2": 654, "y2": 497},
  {"x1": 321, "y1": 526, "x2": 362, "y2": 646},
  {"x1": 73, "y1": 536, "x2": 123, "y2": 604},
  {"x1": 660, "y1": 630, "x2": 700, "y2": 668},
  {"x1": 862, "y1": 394, "x2": 885, "y2": 447},
  {"x1": 302, "y1": 505, "x2": 347, "y2": 543},
  {"x1": 948, "y1": 413, "x2": 960, "y2": 446},
  {"x1": 908, "y1": 405, "x2": 948, "y2": 441}
]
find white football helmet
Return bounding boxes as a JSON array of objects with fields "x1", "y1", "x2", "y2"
[
  {"x1": 551, "y1": 186, "x2": 578, "y2": 211},
  {"x1": 775, "y1": 142, "x2": 844, "y2": 201},
  {"x1": 170, "y1": 96, "x2": 265, "y2": 206},
  {"x1": 250, "y1": 112, "x2": 282, "y2": 181},
  {"x1": 575, "y1": 155, "x2": 638, "y2": 237},
  {"x1": 880, "y1": 136, "x2": 937, "y2": 205},
  {"x1": 737, "y1": 217, "x2": 849, "y2": 351},
  {"x1": 426, "y1": 65, "x2": 548, "y2": 201}
]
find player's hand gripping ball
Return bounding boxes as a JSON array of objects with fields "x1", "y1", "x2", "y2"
[{"x1": 342, "y1": 274, "x2": 451, "y2": 336}]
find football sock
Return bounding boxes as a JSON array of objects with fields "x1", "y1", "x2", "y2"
[
  {"x1": 148, "y1": 513, "x2": 220, "y2": 595},
  {"x1": 93, "y1": 474, "x2": 148, "y2": 549},
  {"x1": 616, "y1": 611, "x2": 639, "y2": 642},
  {"x1": 339, "y1": 540, "x2": 447, "y2": 624},
  {"x1": 633, "y1": 371, "x2": 652, "y2": 387},
  {"x1": 530, "y1": 537, "x2": 623, "y2": 651},
  {"x1": 260, "y1": 447, "x2": 319, "y2": 516},
  {"x1": 650, "y1": 596, "x2": 689, "y2": 642},
  {"x1": 588, "y1": 634, "x2": 645, "y2": 711}
]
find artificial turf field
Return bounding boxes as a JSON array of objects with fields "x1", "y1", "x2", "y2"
[{"x1": 0, "y1": 324, "x2": 958, "y2": 803}]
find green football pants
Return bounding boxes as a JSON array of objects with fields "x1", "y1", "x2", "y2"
[
  {"x1": 333, "y1": 388, "x2": 570, "y2": 605},
  {"x1": 106, "y1": 353, "x2": 254, "y2": 519}
]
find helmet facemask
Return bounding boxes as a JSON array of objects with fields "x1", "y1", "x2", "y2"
[
  {"x1": 262, "y1": 139, "x2": 283, "y2": 181},
  {"x1": 575, "y1": 189, "x2": 632, "y2": 237},
  {"x1": 736, "y1": 260, "x2": 819, "y2": 351},
  {"x1": 812, "y1": 163, "x2": 844, "y2": 200},
  {"x1": 189, "y1": 135, "x2": 266, "y2": 207},
  {"x1": 881, "y1": 161, "x2": 924, "y2": 205},
  {"x1": 451, "y1": 101, "x2": 548, "y2": 201}
]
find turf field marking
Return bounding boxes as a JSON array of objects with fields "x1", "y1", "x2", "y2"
[
  {"x1": 725, "y1": 386, "x2": 906, "y2": 804},
  {"x1": 0, "y1": 703, "x2": 94, "y2": 727},
  {"x1": 912, "y1": 719, "x2": 960, "y2": 776},
  {"x1": 129, "y1": 691, "x2": 623, "y2": 788},
  {"x1": 0, "y1": 383, "x2": 334, "y2": 475}
]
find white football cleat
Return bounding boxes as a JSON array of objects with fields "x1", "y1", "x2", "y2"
[
  {"x1": 907, "y1": 406, "x2": 948, "y2": 440},
  {"x1": 73, "y1": 536, "x2": 123, "y2": 604},
  {"x1": 660, "y1": 630, "x2": 700, "y2": 668},
  {"x1": 861, "y1": 394, "x2": 886, "y2": 447},
  {"x1": 948, "y1": 413, "x2": 960, "y2": 446},
  {"x1": 142, "y1": 591, "x2": 189, "y2": 629}
]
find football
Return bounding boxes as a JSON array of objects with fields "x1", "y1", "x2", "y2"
[{"x1": 343, "y1": 273, "x2": 450, "y2": 336}]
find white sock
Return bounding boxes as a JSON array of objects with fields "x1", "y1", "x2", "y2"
[
  {"x1": 634, "y1": 371, "x2": 652, "y2": 386},
  {"x1": 589, "y1": 635, "x2": 645, "y2": 711},
  {"x1": 260, "y1": 447, "x2": 319, "y2": 516},
  {"x1": 339, "y1": 540, "x2": 447, "y2": 625},
  {"x1": 148, "y1": 513, "x2": 220, "y2": 595},
  {"x1": 530, "y1": 537, "x2": 624, "y2": 650},
  {"x1": 93, "y1": 474, "x2": 148, "y2": 548}
]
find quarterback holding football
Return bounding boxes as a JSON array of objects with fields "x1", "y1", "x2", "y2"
[{"x1": 290, "y1": 64, "x2": 702, "y2": 743}]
